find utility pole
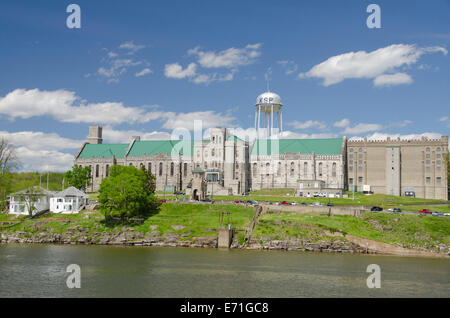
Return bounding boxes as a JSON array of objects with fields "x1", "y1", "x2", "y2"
[{"x1": 46, "y1": 172, "x2": 49, "y2": 190}]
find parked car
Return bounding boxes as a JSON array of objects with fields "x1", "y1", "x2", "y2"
[
  {"x1": 159, "y1": 199, "x2": 167, "y2": 203},
  {"x1": 281, "y1": 201, "x2": 290, "y2": 205},
  {"x1": 370, "y1": 206, "x2": 383, "y2": 212},
  {"x1": 431, "y1": 212, "x2": 443, "y2": 217},
  {"x1": 393, "y1": 208, "x2": 402, "y2": 213},
  {"x1": 291, "y1": 202, "x2": 299, "y2": 206},
  {"x1": 274, "y1": 201, "x2": 281, "y2": 205},
  {"x1": 264, "y1": 201, "x2": 272, "y2": 205},
  {"x1": 201, "y1": 197, "x2": 213, "y2": 203},
  {"x1": 419, "y1": 209, "x2": 432, "y2": 214},
  {"x1": 301, "y1": 202, "x2": 308, "y2": 206},
  {"x1": 233, "y1": 200, "x2": 241, "y2": 204},
  {"x1": 444, "y1": 213, "x2": 450, "y2": 217},
  {"x1": 327, "y1": 202, "x2": 334, "y2": 207}
]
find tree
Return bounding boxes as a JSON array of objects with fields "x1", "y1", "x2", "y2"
[
  {"x1": 0, "y1": 138, "x2": 19, "y2": 211},
  {"x1": 65, "y1": 165, "x2": 91, "y2": 191},
  {"x1": 140, "y1": 165, "x2": 156, "y2": 195},
  {"x1": 17, "y1": 186, "x2": 45, "y2": 217},
  {"x1": 98, "y1": 165, "x2": 158, "y2": 221}
]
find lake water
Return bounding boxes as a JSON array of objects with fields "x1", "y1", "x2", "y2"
[{"x1": 0, "y1": 244, "x2": 448, "y2": 297}]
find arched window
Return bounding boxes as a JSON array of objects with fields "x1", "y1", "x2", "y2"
[
  {"x1": 303, "y1": 162, "x2": 308, "y2": 176},
  {"x1": 332, "y1": 162, "x2": 336, "y2": 177},
  {"x1": 140, "y1": 163, "x2": 144, "y2": 168},
  {"x1": 212, "y1": 149, "x2": 215, "y2": 157},
  {"x1": 105, "y1": 164, "x2": 109, "y2": 177},
  {"x1": 426, "y1": 147, "x2": 430, "y2": 152},
  {"x1": 318, "y1": 163, "x2": 323, "y2": 177},
  {"x1": 183, "y1": 163, "x2": 187, "y2": 177},
  {"x1": 290, "y1": 162, "x2": 295, "y2": 176},
  {"x1": 159, "y1": 162, "x2": 163, "y2": 176},
  {"x1": 436, "y1": 147, "x2": 441, "y2": 152},
  {"x1": 266, "y1": 162, "x2": 270, "y2": 176},
  {"x1": 277, "y1": 162, "x2": 282, "y2": 176},
  {"x1": 129, "y1": 163, "x2": 133, "y2": 166},
  {"x1": 253, "y1": 163, "x2": 257, "y2": 176},
  {"x1": 170, "y1": 162, "x2": 174, "y2": 176},
  {"x1": 95, "y1": 165, "x2": 99, "y2": 178},
  {"x1": 148, "y1": 162, "x2": 151, "y2": 172}
]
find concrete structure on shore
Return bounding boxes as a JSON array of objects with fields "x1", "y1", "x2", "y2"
[{"x1": 73, "y1": 91, "x2": 448, "y2": 200}]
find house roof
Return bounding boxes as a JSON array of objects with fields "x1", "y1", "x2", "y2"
[
  {"x1": 54, "y1": 186, "x2": 89, "y2": 199},
  {"x1": 251, "y1": 138, "x2": 344, "y2": 156},
  {"x1": 78, "y1": 143, "x2": 129, "y2": 159},
  {"x1": 127, "y1": 140, "x2": 194, "y2": 157}
]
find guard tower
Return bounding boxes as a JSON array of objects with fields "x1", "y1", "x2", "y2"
[
  {"x1": 255, "y1": 91, "x2": 283, "y2": 138},
  {"x1": 88, "y1": 126, "x2": 103, "y2": 144}
]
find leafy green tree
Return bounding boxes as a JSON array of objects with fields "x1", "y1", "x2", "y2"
[
  {"x1": 65, "y1": 165, "x2": 91, "y2": 191},
  {"x1": 140, "y1": 165, "x2": 156, "y2": 195},
  {"x1": 98, "y1": 165, "x2": 158, "y2": 220}
]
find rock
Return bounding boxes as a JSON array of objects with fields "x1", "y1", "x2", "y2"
[
  {"x1": 171, "y1": 225, "x2": 186, "y2": 231},
  {"x1": 149, "y1": 225, "x2": 158, "y2": 230}
]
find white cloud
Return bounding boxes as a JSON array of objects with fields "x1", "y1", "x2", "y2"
[
  {"x1": 439, "y1": 116, "x2": 448, "y2": 122},
  {"x1": 277, "y1": 60, "x2": 298, "y2": 75},
  {"x1": 287, "y1": 120, "x2": 327, "y2": 130},
  {"x1": 373, "y1": 72, "x2": 413, "y2": 87},
  {"x1": 342, "y1": 123, "x2": 383, "y2": 134},
  {"x1": 162, "y1": 111, "x2": 236, "y2": 130},
  {"x1": 102, "y1": 126, "x2": 173, "y2": 143},
  {"x1": 0, "y1": 130, "x2": 83, "y2": 172},
  {"x1": 278, "y1": 131, "x2": 338, "y2": 139},
  {"x1": 188, "y1": 43, "x2": 262, "y2": 69},
  {"x1": 0, "y1": 88, "x2": 162, "y2": 125},
  {"x1": 164, "y1": 63, "x2": 197, "y2": 79},
  {"x1": 118, "y1": 41, "x2": 145, "y2": 54},
  {"x1": 135, "y1": 68, "x2": 153, "y2": 77},
  {"x1": 299, "y1": 44, "x2": 447, "y2": 86},
  {"x1": 333, "y1": 118, "x2": 350, "y2": 128}
]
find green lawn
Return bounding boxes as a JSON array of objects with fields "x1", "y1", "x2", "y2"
[
  {"x1": 0, "y1": 203, "x2": 255, "y2": 242},
  {"x1": 252, "y1": 210, "x2": 450, "y2": 252}
]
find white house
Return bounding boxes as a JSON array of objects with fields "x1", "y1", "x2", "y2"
[
  {"x1": 49, "y1": 187, "x2": 90, "y2": 214},
  {"x1": 8, "y1": 187, "x2": 53, "y2": 216}
]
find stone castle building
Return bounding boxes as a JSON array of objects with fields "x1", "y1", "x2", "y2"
[{"x1": 74, "y1": 92, "x2": 449, "y2": 200}]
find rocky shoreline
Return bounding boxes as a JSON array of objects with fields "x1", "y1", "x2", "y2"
[{"x1": 0, "y1": 230, "x2": 390, "y2": 255}]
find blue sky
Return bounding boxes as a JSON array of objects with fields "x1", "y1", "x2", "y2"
[{"x1": 0, "y1": 0, "x2": 449, "y2": 171}]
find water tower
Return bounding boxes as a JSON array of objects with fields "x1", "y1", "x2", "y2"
[{"x1": 254, "y1": 91, "x2": 283, "y2": 138}]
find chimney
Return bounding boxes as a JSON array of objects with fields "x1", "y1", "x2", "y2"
[{"x1": 88, "y1": 126, "x2": 103, "y2": 144}]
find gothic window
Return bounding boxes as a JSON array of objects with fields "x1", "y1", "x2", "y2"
[
  {"x1": 212, "y1": 149, "x2": 215, "y2": 157},
  {"x1": 159, "y1": 162, "x2": 163, "y2": 176},
  {"x1": 106, "y1": 164, "x2": 109, "y2": 177},
  {"x1": 184, "y1": 163, "x2": 187, "y2": 177},
  {"x1": 95, "y1": 165, "x2": 99, "y2": 178},
  {"x1": 426, "y1": 147, "x2": 430, "y2": 152},
  {"x1": 148, "y1": 162, "x2": 151, "y2": 172},
  {"x1": 253, "y1": 163, "x2": 257, "y2": 176},
  {"x1": 332, "y1": 162, "x2": 336, "y2": 177},
  {"x1": 277, "y1": 162, "x2": 281, "y2": 177},
  {"x1": 318, "y1": 162, "x2": 323, "y2": 177},
  {"x1": 303, "y1": 162, "x2": 308, "y2": 176},
  {"x1": 170, "y1": 162, "x2": 174, "y2": 176},
  {"x1": 290, "y1": 162, "x2": 294, "y2": 176}
]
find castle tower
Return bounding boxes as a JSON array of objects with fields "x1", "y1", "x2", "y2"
[
  {"x1": 88, "y1": 126, "x2": 103, "y2": 144},
  {"x1": 255, "y1": 91, "x2": 283, "y2": 138}
]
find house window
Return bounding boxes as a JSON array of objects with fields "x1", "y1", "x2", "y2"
[
  {"x1": 349, "y1": 178, "x2": 353, "y2": 184},
  {"x1": 358, "y1": 148, "x2": 363, "y2": 152},
  {"x1": 426, "y1": 160, "x2": 430, "y2": 165},
  {"x1": 436, "y1": 160, "x2": 441, "y2": 165},
  {"x1": 212, "y1": 149, "x2": 215, "y2": 156},
  {"x1": 95, "y1": 165, "x2": 99, "y2": 178},
  {"x1": 426, "y1": 177, "x2": 430, "y2": 183},
  {"x1": 437, "y1": 166, "x2": 441, "y2": 172},
  {"x1": 426, "y1": 154, "x2": 430, "y2": 158},
  {"x1": 170, "y1": 162, "x2": 174, "y2": 176},
  {"x1": 349, "y1": 154, "x2": 354, "y2": 159},
  {"x1": 426, "y1": 166, "x2": 430, "y2": 172},
  {"x1": 437, "y1": 177, "x2": 441, "y2": 183},
  {"x1": 290, "y1": 162, "x2": 294, "y2": 176},
  {"x1": 358, "y1": 166, "x2": 363, "y2": 172},
  {"x1": 349, "y1": 148, "x2": 354, "y2": 152},
  {"x1": 184, "y1": 163, "x2": 187, "y2": 177},
  {"x1": 303, "y1": 162, "x2": 308, "y2": 176},
  {"x1": 106, "y1": 164, "x2": 109, "y2": 177},
  {"x1": 358, "y1": 154, "x2": 363, "y2": 159},
  {"x1": 349, "y1": 166, "x2": 353, "y2": 172},
  {"x1": 436, "y1": 154, "x2": 441, "y2": 158},
  {"x1": 159, "y1": 162, "x2": 163, "y2": 176},
  {"x1": 436, "y1": 147, "x2": 441, "y2": 152},
  {"x1": 426, "y1": 147, "x2": 430, "y2": 152},
  {"x1": 253, "y1": 163, "x2": 257, "y2": 175},
  {"x1": 332, "y1": 162, "x2": 336, "y2": 177},
  {"x1": 318, "y1": 162, "x2": 322, "y2": 177},
  {"x1": 358, "y1": 176, "x2": 363, "y2": 183},
  {"x1": 148, "y1": 162, "x2": 152, "y2": 172}
]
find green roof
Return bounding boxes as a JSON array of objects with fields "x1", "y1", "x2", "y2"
[
  {"x1": 126, "y1": 140, "x2": 194, "y2": 157},
  {"x1": 251, "y1": 138, "x2": 343, "y2": 156},
  {"x1": 78, "y1": 144, "x2": 129, "y2": 159},
  {"x1": 192, "y1": 167, "x2": 204, "y2": 173},
  {"x1": 227, "y1": 134, "x2": 247, "y2": 143}
]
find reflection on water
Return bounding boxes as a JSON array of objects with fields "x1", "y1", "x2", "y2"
[{"x1": 0, "y1": 244, "x2": 448, "y2": 297}]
